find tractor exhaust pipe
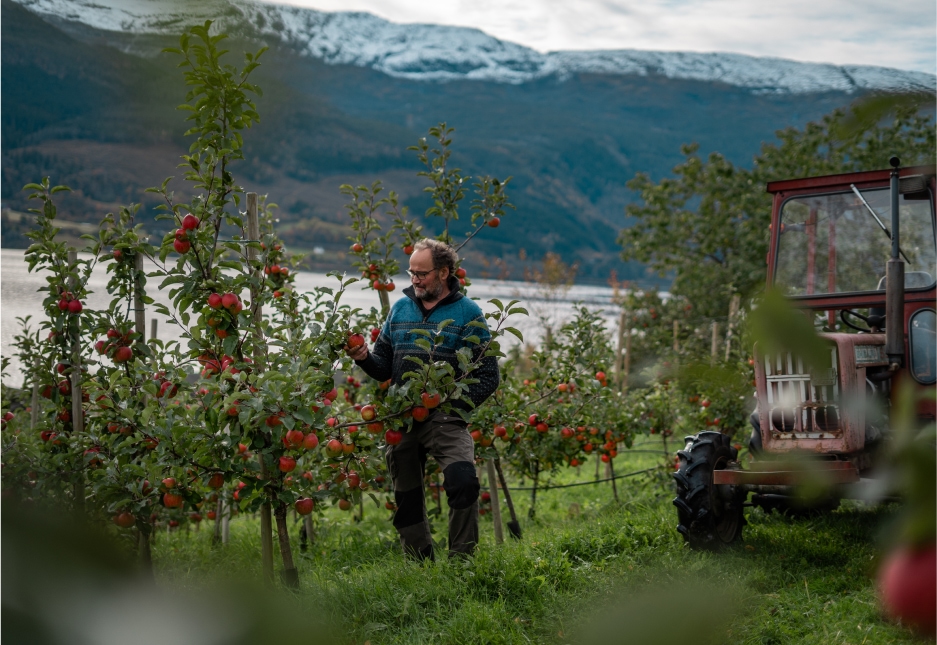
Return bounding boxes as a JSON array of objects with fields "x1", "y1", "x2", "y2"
[{"x1": 885, "y1": 156, "x2": 904, "y2": 369}]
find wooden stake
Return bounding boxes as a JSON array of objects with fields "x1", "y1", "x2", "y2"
[
  {"x1": 150, "y1": 318, "x2": 158, "y2": 344},
  {"x1": 725, "y1": 294, "x2": 740, "y2": 362},
  {"x1": 711, "y1": 321, "x2": 719, "y2": 365},
  {"x1": 615, "y1": 311, "x2": 626, "y2": 389},
  {"x1": 494, "y1": 457, "x2": 521, "y2": 539},
  {"x1": 67, "y1": 251, "x2": 85, "y2": 509},
  {"x1": 608, "y1": 458, "x2": 620, "y2": 503},
  {"x1": 30, "y1": 357, "x2": 40, "y2": 430},
  {"x1": 247, "y1": 193, "x2": 277, "y2": 587},
  {"x1": 133, "y1": 254, "x2": 146, "y2": 346},
  {"x1": 673, "y1": 319, "x2": 680, "y2": 353},
  {"x1": 221, "y1": 499, "x2": 230, "y2": 545},
  {"x1": 485, "y1": 459, "x2": 504, "y2": 545},
  {"x1": 623, "y1": 325, "x2": 632, "y2": 393}
]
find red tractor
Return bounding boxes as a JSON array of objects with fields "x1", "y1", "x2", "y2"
[{"x1": 674, "y1": 157, "x2": 936, "y2": 548}]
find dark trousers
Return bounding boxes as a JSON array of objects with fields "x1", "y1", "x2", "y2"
[{"x1": 386, "y1": 410, "x2": 480, "y2": 559}]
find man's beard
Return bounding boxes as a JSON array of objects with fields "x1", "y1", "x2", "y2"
[{"x1": 415, "y1": 277, "x2": 444, "y2": 301}]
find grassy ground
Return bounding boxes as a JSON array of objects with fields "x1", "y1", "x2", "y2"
[{"x1": 152, "y1": 438, "x2": 925, "y2": 645}]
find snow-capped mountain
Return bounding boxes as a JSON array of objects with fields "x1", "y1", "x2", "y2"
[{"x1": 14, "y1": 0, "x2": 937, "y2": 94}]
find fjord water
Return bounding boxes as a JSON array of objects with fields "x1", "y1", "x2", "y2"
[{"x1": 1, "y1": 249, "x2": 622, "y2": 386}]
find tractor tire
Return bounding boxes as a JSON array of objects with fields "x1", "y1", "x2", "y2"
[{"x1": 672, "y1": 431, "x2": 744, "y2": 549}]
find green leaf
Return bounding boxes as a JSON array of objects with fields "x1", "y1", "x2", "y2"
[{"x1": 503, "y1": 327, "x2": 524, "y2": 342}]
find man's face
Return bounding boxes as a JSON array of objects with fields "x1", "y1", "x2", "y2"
[{"x1": 409, "y1": 249, "x2": 445, "y2": 301}]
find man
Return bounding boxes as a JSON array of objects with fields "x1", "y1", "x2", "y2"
[{"x1": 346, "y1": 238, "x2": 500, "y2": 559}]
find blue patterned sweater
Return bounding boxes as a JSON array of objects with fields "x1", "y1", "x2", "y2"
[{"x1": 356, "y1": 276, "x2": 500, "y2": 412}]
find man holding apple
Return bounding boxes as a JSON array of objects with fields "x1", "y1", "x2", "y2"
[{"x1": 346, "y1": 238, "x2": 500, "y2": 560}]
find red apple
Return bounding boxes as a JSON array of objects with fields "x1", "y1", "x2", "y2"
[
  {"x1": 67, "y1": 300, "x2": 83, "y2": 314},
  {"x1": 325, "y1": 439, "x2": 343, "y2": 458},
  {"x1": 367, "y1": 421, "x2": 384, "y2": 434},
  {"x1": 302, "y1": 433, "x2": 319, "y2": 450},
  {"x1": 412, "y1": 406, "x2": 429, "y2": 422},
  {"x1": 346, "y1": 471, "x2": 361, "y2": 489},
  {"x1": 286, "y1": 429, "x2": 305, "y2": 448},
  {"x1": 360, "y1": 405, "x2": 377, "y2": 421},
  {"x1": 278, "y1": 456, "x2": 297, "y2": 473},
  {"x1": 173, "y1": 237, "x2": 190, "y2": 253},
  {"x1": 114, "y1": 512, "x2": 135, "y2": 528},
  {"x1": 488, "y1": 217, "x2": 500, "y2": 228},
  {"x1": 385, "y1": 282, "x2": 395, "y2": 292},
  {"x1": 163, "y1": 492, "x2": 183, "y2": 508},
  {"x1": 338, "y1": 499, "x2": 352, "y2": 511},
  {"x1": 494, "y1": 425, "x2": 507, "y2": 438},
  {"x1": 455, "y1": 268, "x2": 466, "y2": 279},
  {"x1": 295, "y1": 498, "x2": 315, "y2": 515},
  {"x1": 403, "y1": 245, "x2": 414, "y2": 255},
  {"x1": 595, "y1": 371, "x2": 606, "y2": 381},
  {"x1": 208, "y1": 473, "x2": 224, "y2": 489},
  {"x1": 181, "y1": 214, "x2": 199, "y2": 230},
  {"x1": 528, "y1": 414, "x2": 539, "y2": 426},
  {"x1": 207, "y1": 293, "x2": 223, "y2": 309},
  {"x1": 384, "y1": 429, "x2": 403, "y2": 446},
  {"x1": 113, "y1": 346, "x2": 133, "y2": 363},
  {"x1": 221, "y1": 293, "x2": 239, "y2": 310},
  {"x1": 421, "y1": 392, "x2": 441, "y2": 409},
  {"x1": 879, "y1": 543, "x2": 937, "y2": 636},
  {"x1": 351, "y1": 242, "x2": 364, "y2": 253}
]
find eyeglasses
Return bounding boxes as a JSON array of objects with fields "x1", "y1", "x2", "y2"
[{"x1": 406, "y1": 269, "x2": 437, "y2": 280}]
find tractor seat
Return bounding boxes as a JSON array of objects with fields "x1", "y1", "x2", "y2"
[
  {"x1": 875, "y1": 272, "x2": 935, "y2": 291},
  {"x1": 869, "y1": 272, "x2": 934, "y2": 319}
]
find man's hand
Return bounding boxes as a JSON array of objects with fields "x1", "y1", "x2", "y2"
[{"x1": 345, "y1": 343, "x2": 369, "y2": 362}]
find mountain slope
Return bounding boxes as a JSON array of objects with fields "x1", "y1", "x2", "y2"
[
  {"x1": 4, "y1": 0, "x2": 931, "y2": 283},
  {"x1": 15, "y1": 0, "x2": 936, "y2": 92}
]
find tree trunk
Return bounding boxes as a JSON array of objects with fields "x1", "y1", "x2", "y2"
[
  {"x1": 274, "y1": 503, "x2": 299, "y2": 589},
  {"x1": 494, "y1": 457, "x2": 521, "y2": 539},
  {"x1": 212, "y1": 498, "x2": 223, "y2": 546},
  {"x1": 608, "y1": 458, "x2": 620, "y2": 503},
  {"x1": 528, "y1": 460, "x2": 540, "y2": 520},
  {"x1": 138, "y1": 524, "x2": 153, "y2": 577},
  {"x1": 300, "y1": 515, "x2": 315, "y2": 552}
]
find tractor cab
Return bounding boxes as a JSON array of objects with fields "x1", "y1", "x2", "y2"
[
  {"x1": 763, "y1": 161, "x2": 936, "y2": 447},
  {"x1": 673, "y1": 159, "x2": 936, "y2": 549}
]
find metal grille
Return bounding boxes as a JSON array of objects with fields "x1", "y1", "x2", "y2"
[{"x1": 764, "y1": 348, "x2": 840, "y2": 438}]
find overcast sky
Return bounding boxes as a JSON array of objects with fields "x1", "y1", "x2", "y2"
[{"x1": 268, "y1": 0, "x2": 936, "y2": 74}]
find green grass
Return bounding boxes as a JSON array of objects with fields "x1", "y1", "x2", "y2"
[{"x1": 151, "y1": 439, "x2": 926, "y2": 645}]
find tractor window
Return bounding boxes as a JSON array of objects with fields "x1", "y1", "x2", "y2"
[{"x1": 775, "y1": 188, "x2": 936, "y2": 296}]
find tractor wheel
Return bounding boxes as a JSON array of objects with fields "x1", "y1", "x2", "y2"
[{"x1": 672, "y1": 431, "x2": 744, "y2": 549}]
